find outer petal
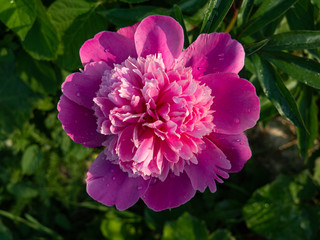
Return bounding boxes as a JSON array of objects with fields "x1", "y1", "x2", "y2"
[
  {"x1": 117, "y1": 22, "x2": 140, "y2": 40},
  {"x1": 185, "y1": 138, "x2": 231, "y2": 193},
  {"x1": 134, "y1": 15, "x2": 184, "y2": 69},
  {"x1": 80, "y1": 31, "x2": 137, "y2": 67},
  {"x1": 176, "y1": 33, "x2": 245, "y2": 79},
  {"x1": 57, "y1": 95, "x2": 106, "y2": 147},
  {"x1": 62, "y1": 61, "x2": 109, "y2": 109},
  {"x1": 86, "y1": 152, "x2": 150, "y2": 211},
  {"x1": 201, "y1": 72, "x2": 260, "y2": 134},
  {"x1": 209, "y1": 132, "x2": 252, "y2": 173},
  {"x1": 141, "y1": 173, "x2": 196, "y2": 211}
]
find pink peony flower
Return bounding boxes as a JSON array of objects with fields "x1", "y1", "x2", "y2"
[{"x1": 57, "y1": 15, "x2": 260, "y2": 211}]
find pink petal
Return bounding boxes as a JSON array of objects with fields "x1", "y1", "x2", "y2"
[
  {"x1": 176, "y1": 33, "x2": 245, "y2": 79},
  {"x1": 86, "y1": 152, "x2": 150, "y2": 211},
  {"x1": 57, "y1": 95, "x2": 106, "y2": 147},
  {"x1": 134, "y1": 15, "x2": 184, "y2": 69},
  {"x1": 201, "y1": 72, "x2": 260, "y2": 134},
  {"x1": 185, "y1": 138, "x2": 231, "y2": 193},
  {"x1": 117, "y1": 22, "x2": 140, "y2": 40},
  {"x1": 62, "y1": 62, "x2": 109, "y2": 109},
  {"x1": 141, "y1": 173, "x2": 196, "y2": 211},
  {"x1": 209, "y1": 132, "x2": 252, "y2": 173},
  {"x1": 80, "y1": 31, "x2": 137, "y2": 67}
]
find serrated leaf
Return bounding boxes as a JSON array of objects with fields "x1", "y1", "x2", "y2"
[
  {"x1": 239, "y1": 0, "x2": 299, "y2": 37},
  {"x1": 252, "y1": 54, "x2": 305, "y2": 129},
  {"x1": 201, "y1": 0, "x2": 233, "y2": 33},
  {"x1": 263, "y1": 31, "x2": 320, "y2": 50},
  {"x1": 297, "y1": 87, "x2": 318, "y2": 160},
  {"x1": 0, "y1": 0, "x2": 37, "y2": 40},
  {"x1": 173, "y1": 4, "x2": 190, "y2": 48},
  {"x1": 243, "y1": 171, "x2": 319, "y2": 240},
  {"x1": 21, "y1": 144, "x2": 44, "y2": 175},
  {"x1": 162, "y1": 212, "x2": 208, "y2": 240},
  {"x1": 22, "y1": 0, "x2": 59, "y2": 60},
  {"x1": 48, "y1": 0, "x2": 107, "y2": 70},
  {"x1": 263, "y1": 52, "x2": 320, "y2": 89}
]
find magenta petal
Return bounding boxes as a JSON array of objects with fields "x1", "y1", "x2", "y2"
[
  {"x1": 57, "y1": 95, "x2": 106, "y2": 147},
  {"x1": 209, "y1": 132, "x2": 252, "y2": 173},
  {"x1": 141, "y1": 173, "x2": 196, "y2": 211},
  {"x1": 134, "y1": 15, "x2": 184, "y2": 69},
  {"x1": 86, "y1": 152, "x2": 150, "y2": 210},
  {"x1": 185, "y1": 138, "x2": 231, "y2": 193},
  {"x1": 62, "y1": 62, "x2": 109, "y2": 109},
  {"x1": 177, "y1": 33, "x2": 245, "y2": 78},
  {"x1": 201, "y1": 72, "x2": 260, "y2": 134},
  {"x1": 117, "y1": 22, "x2": 140, "y2": 40},
  {"x1": 80, "y1": 31, "x2": 137, "y2": 67}
]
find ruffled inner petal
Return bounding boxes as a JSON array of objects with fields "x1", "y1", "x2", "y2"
[{"x1": 185, "y1": 138, "x2": 231, "y2": 193}]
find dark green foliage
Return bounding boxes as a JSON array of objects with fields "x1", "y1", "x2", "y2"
[{"x1": 0, "y1": 0, "x2": 319, "y2": 239}]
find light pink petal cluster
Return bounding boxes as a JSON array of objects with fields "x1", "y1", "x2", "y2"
[{"x1": 58, "y1": 15, "x2": 260, "y2": 211}]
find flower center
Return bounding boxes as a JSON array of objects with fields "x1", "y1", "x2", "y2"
[{"x1": 94, "y1": 54, "x2": 214, "y2": 180}]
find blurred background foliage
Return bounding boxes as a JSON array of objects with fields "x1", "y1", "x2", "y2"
[{"x1": 0, "y1": 0, "x2": 320, "y2": 239}]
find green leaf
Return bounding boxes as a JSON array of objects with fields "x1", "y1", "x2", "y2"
[
  {"x1": 236, "y1": 0, "x2": 254, "y2": 27},
  {"x1": 173, "y1": 4, "x2": 190, "y2": 48},
  {"x1": 263, "y1": 31, "x2": 320, "y2": 50},
  {"x1": 201, "y1": 0, "x2": 233, "y2": 33},
  {"x1": 22, "y1": 0, "x2": 59, "y2": 60},
  {"x1": 0, "y1": 221, "x2": 13, "y2": 240},
  {"x1": 239, "y1": 0, "x2": 299, "y2": 37},
  {"x1": 48, "y1": 0, "x2": 107, "y2": 70},
  {"x1": 243, "y1": 171, "x2": 318, "y2": 240},
  {"x1": 263, "y1": 52, "x2": 320, "y2": 89},
  {"x1": 0, "y1": 48, "x2": 37, "y2": 134},
  {"x1": 103, "y1": 6, "x2": 167, "y2": 28},
  {"x1": 21, "y1": 144, "x2": 44, "y2": 175},
  {"x1": 286, "y1": 0, "x2": 315, "y2": 30},
  {"x1": 0, "y1": 0, "x2": 37, "y2": 40},
  {"x1": 100, "y1": 211, "x2": 141, "y2": 240},
  {"x1": 17, "y1": 51, "x2": 58, "y2": 94},
  {"x1": 314, "y1": 157, "x2": 320, "y2": 185},
  {"x1": 120, "y1": 0, "x2": 149, "y2": 3},
  {"x1": 209, "y1": 229, "x2": 235, "y2": 240},
  {"x1": 7, "y1": 182, "x2": 38, "y2": 199},
  {"x1": 252, "y1": 54, "x2": 305, "y2": 128},
  {"x1": 297, "y1": 87, "x2": 318, "y2": 160},
  {"x1": 162, "y1": 212, "x2": 208, "y2": 240}
]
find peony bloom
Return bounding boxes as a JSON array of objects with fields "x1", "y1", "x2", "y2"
[{"x1": 58, "y1": 15, "x2": 260, "y2": 211}]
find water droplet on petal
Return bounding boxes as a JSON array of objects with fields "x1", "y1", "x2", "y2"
[
  {"x1": 112, "y1": 176, "x2": 116, "y2": 181},
  {"x1": 246, "y1": 108, "x2": 251, "y2": 113},
  {"x1": 106, "y1": 183, "x2": 110, "y2": 187},
  {"x1": 76, "y1": 92, "x2": 80, "y2": 97},
  {"x1": 137, "y1": 186, "x2": 143, "y2": 191},
  {"x1": 197, "y1": 67, "x2": 204, "y2": 71},
  {"x1": 234, "y1": 118, "x2": 240, "y2": 124},
  {"x1": 104, "y1": 49, "x2": 110, "y2": 53}
]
